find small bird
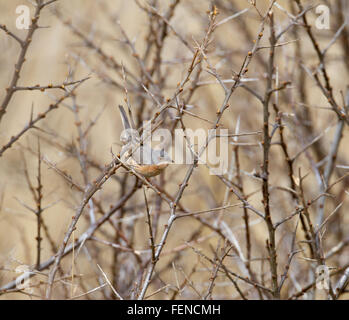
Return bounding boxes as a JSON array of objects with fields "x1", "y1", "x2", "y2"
[{"x1": 118, "y1": 105, "x2": 172, "y2": 177}]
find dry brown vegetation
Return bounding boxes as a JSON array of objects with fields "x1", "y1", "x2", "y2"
[{"x1": 0, "y1": 0, "x2": 349, "y2": 300}]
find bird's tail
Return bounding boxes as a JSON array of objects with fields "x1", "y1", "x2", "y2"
[{"x1": 118, "y1": 105, "x2": 131, "y2": 130}]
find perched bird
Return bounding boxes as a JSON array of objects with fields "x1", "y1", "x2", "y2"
[{"x1": 118, "y1": 105, "x2": 172, "y2": 177}]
